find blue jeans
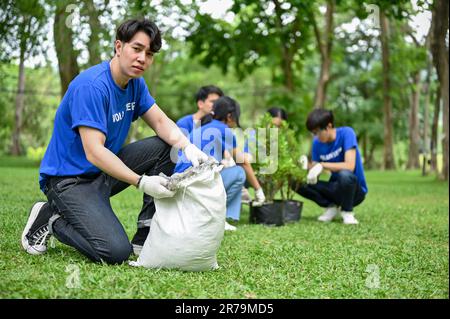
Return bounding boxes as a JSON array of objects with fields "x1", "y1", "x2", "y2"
[
  {"x1": 220, "y1": 166, "x2": 246, "y2": 221},
  {"x1": 43, "y1": 137, "x2": 175, "y2": 264},
  {"x1": 292, "y1": 170, "x2": 366, "y2": 212}
]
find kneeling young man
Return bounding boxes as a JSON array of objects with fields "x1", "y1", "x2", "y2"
[
  {"x1": 21, "y1": 18, "x2": 207, "y2": 263},
  {"x1": 293, "y1": 109, "x2": 368, "y2": 224}
]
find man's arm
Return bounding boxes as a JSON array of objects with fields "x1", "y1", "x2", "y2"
[
  {"x1": 234, "y1": 149, "x2": 261, "y2": 190},
  {"x1": 141, "y1": 103, "x2": 190, "y2": 149},
  {"x1": 319, "y1": 148, "x2": 356, "y2": 172},
  {"x1": 79, "y1": 126, "x2": 141, "y2": 186},
  {"x1": 142, "y1": 103, "x2": 208, "y2": 167}
]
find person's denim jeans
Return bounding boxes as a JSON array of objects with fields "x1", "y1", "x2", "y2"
[
  {"x1": 220, "y1": 166, "x2": 246, "y2": 221},
  {"x1": 292, "y1": 170, "x2": 366, "y2": 212},
  {"x1": 43, "y1": 136, "x2": 175, "y2": 264}
]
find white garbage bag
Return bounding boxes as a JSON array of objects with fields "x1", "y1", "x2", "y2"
[{"x1": 131, "y1": 160, "x2": 226, "y2": 271}]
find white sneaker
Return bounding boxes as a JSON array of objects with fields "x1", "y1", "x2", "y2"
[
  {"x1": 341, "y1": 212, "x2": 359, "y2": 224},
  {"x1": 318, "y1": 206, "x2": 339, "y2": 222},
  {"x1": 225, "y1": 221, "x2": 237, "y2": 231},
  {"x1": 22, "y1": 202, "x2": 53, "y2": 255}
]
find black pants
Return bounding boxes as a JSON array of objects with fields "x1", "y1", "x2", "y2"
[
  {"x1": 291, "y1": 170, "x2": 366, "y2": 212},
  {"x1": 43, "y1": 137, "x2": 175, "y2": 264}
]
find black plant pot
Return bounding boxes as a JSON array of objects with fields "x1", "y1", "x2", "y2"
[
  {"x1": 283, "y1": 200, "x2": 303, "y2": 223},
  {"x1": 249, "y1": 200, "x2": 284, "y2": 226},
  {"x1": 249, "y1": 199, "x2": 303, "y2": 226}
]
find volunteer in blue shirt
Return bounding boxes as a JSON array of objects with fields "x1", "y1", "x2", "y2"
[
  {"x1": 176, "y1": 85, "x2": 223, "y2": 136},
  {"x1": 175, "y1": 96, "x2": 264, "y2": 231},
  {"x1": 176, "y1": 89, "x2": 266, "y2": 208},
  {"x1": 293, "y1": 108, "x2": 368, "y2": 224},
  {"x1": 21, "y1": 18, "x2": 208, "y2": 264}
]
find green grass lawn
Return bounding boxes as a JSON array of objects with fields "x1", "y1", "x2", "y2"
[{"x1": 0, "y1": 157, "x2": 448, "y2": 298}]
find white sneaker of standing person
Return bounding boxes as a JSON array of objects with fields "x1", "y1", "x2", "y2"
[
  {"x1": 317, "y1": 206, "x2": 340, "y2": 222},
  {"x1": 224, "y1": 221, "x2": 237, "y2": 231},
  {"x1": 341, "y1": 211, "x2": 359, "y2": 224}
]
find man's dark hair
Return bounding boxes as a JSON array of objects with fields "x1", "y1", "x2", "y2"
[
  {"x1": 195, "y1": 85, "x2": 224, "y2": 102},
  {"x1": 267, "y1": 107, "x2": 287, "y2": 120},
  {"x1": 201, "y1": 96, "x2": 240, "y2": 127},
  {"x1": 115, "y1": 18, "x2": 162, "y2": 54},
  {"x1": 306, "y1": 108, "x2": 334, "y2": 132}
]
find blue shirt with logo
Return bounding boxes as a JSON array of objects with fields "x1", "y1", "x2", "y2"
[
  {"x1": 312, "y1": 126, "x2": 368, "y2": 194},
  {"x1": 174, "y1": 119, "x2": 236, "y2": 173},
  {"x1": 39, "y1": 61, "x2": 155, "y2": 191}
]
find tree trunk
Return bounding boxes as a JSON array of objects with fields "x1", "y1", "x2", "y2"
[
  {"x1": 431, "y1": 0, "x2": 449, "y2": 181},
  {"x1": 281, "y1": 48, "x2": 294, "y2": 91},
  {"x1": 54, "y1": 0, "x2": 80, "y2": 97},
  {"x1": 407, "y1": 72, "x2": 421, "y2": 169},
  {"x1": 272, "y1": 0, "x2": 298, "y2": 92},
  {"x1": 313, "y1": 0, "x2": 335, "y2": 108},
  {"x1": 422, "y1": 76, "x2": 430, "y2": 176},
  {"x1": 379, "y1": 10, "x2": 396, "y2": 169},
  {"x1": 11, "y1": 43, "x2": 26, "y2": 156},
  {"x1": 439, "y1": 75, "x2": 449, "y2": 181},
  {"x1": 83, "y1": 0, "x2": 102, "y2": 66},
  {"x1": 420, "y1": 17, "x2": 434, "y2": 176},
  {"x1": 365, "y1": 141, "x2": 377, "y2": 169},
  {"x1": 430, "y1": 85, "x2": 440, "y2": 172}
]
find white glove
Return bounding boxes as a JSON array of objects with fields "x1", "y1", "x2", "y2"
[
  {"x1": 253, "y1": 188, "x2": 266, "y2": 207},
  {"x1": 221, "y1": 157, "x2": 236, "y2": 168},
  {"x1": 307, "y1": 163, "x2": 323, "y2": 185},
  {"x1": 138, "y1": 175, "x2": 175, "y2": 199},
  {"x1": 221, "y1": 150, "x2": 236, "y2": 168},
  {"x1": 298, "y1": 155, "x2": 308, "y2": 170},
  {"x1": 184, "y1": 143, "x2": 208, "y2": 167}
]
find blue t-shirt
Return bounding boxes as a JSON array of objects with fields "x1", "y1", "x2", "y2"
[
  {"x1": 174, "y1": 119, "x2": 237, "y2": 173},
  {"x1": 39, "y1": 61, "x2": 155, "y2": 191},
  {"x1": 312, "y1": 127, "x2": 368, "y2": 194},
  {"x1": 176, "y1": 114, "x2": 201, "y2": 137}
]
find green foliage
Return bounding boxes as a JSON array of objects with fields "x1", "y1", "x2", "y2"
[
  {"x1": 26, "y1": 146, "x2": 45, "y2": 162},
  {"x1": 0, "y1": 0, "x2": 48, "y2": 62},
  {"x1": 0, "y1": 63, "x2": 60, "y2": 155},
  {"x1": 0, "y1": 64, "x2": 15, "y2": 154},
  {"x1": 253, "y1": 113, "x2": 307, "y2": 201},
  {"x1": 187, "y1": 0, "x2": 315, "y2": 83}
]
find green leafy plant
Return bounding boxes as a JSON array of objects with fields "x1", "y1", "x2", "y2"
[{"x1": 252, "y1": 113, "x2": 307, "y2": 202}]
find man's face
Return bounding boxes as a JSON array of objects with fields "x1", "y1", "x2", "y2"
[
  {"x1": 312, "y1": 124, "x2": 333, "y2": 143},
  {"x1": 115, "y1": 31, "x2": 154, "y2": 79},
  {"x1": 198, "y1": 93, "x2": 220, "y2": 114}
]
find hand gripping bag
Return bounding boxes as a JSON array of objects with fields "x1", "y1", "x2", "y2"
[{"x1": 131, "y1": 159, "x2": 226, "y2": 271}]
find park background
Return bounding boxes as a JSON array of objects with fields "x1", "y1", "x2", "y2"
[{"x1": 0, "y1": 0, "x2": 448, "y2": 299}]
